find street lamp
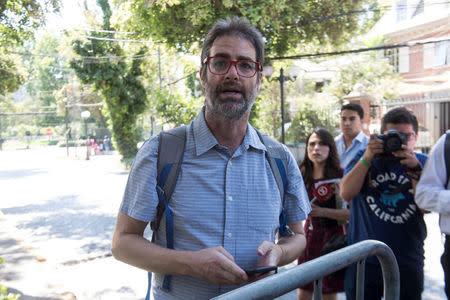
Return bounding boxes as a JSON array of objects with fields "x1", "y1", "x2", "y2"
[
  {"x1": 81, "y1": 110, "x2": 90, "y2": 160},
  {"x1": 263, "y1": 66, "x2": 301, "y2": 144}
]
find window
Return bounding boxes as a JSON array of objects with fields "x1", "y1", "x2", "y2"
[
  {"x1": 412, "y1": 0, "x2": 424, "y2": 18},
  {"x1": 396, "y1": 0, "x2": 407, "y2": 22},
  {"x1": 385, "y1": 48, "x2": 400, "y2": 73},
  {"x1": 435, "y1": 41, "x2": 450, "y2": 66}
]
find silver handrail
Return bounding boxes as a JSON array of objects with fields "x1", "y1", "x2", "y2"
[{"x1": 212, "y1": 239, "x2": 399, "y2": 300}]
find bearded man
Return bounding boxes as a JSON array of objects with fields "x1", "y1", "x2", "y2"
[{"x1": 111, "y1": 16, "x2": 310, "y2": 300}]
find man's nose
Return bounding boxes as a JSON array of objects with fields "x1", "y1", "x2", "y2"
[{"x1": 225, "y1": 62, "x2": 239, "y2": 79}]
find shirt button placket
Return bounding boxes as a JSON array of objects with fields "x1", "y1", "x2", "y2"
[{"x1": 224, "y1": 158, "x2": 234, "y2": 254}]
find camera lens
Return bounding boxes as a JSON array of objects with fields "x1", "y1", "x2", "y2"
[{"x1": 386, "y1": 137, "x2": 402, "y2": 152}]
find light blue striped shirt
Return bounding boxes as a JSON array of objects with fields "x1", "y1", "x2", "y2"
[
  {"x1": 335, "y1": 130, "x2": 370, "y2": 170},
  {"x1": 120, "y1": 110, "x2": 310, "y2": 299}
]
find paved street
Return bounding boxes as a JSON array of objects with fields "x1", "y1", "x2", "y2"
[{"x1": 0, "y1": 146, "x2": 447, "y2": 299}]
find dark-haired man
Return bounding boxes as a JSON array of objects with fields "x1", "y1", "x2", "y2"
[
  {"x1": 111, "y1": 16, "x2": 310, "y2": 299},
  {"x1": 341, "y1": 107, "x2": 427, "y2": 300},
  {"x1": 335, "y1": 103, "x2": 370, "y2": 169}
]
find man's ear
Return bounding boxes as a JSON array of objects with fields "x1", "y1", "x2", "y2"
[
  {"x1": 256, "y1": 73, "x2": 262, "y2": 92},
  {"x1": 199, "y1": 68, "x2": 206, "y2": 88}
]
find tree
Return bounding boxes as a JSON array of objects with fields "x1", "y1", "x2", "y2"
[
  {"x1": 0, "y1": 52, "x2": 24, "y2": 96},
  {"x1": 155, "y1": 88, "x2": 201, "y2": 126},
  {"x1": 71, "y1": 0, "x2": 147, "y2": 166},
  {"x1": 115, "y1": 0, "x2": 381, "y2": 57},
  {"x1": 286, "y1": 96, "x2": 339, "y2": 143},
  {"x1": 0, "y1": 0, "x2": 60, "y2": 96},
  {"x1": 325, "y1": 52, "x2": 400, "y2": 102},
  {"x1": 23, "y1": 33, "x2": 68, "y2": 127}
]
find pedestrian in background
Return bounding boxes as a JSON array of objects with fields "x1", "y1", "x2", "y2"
[
  {"x1": 103, "y1": 136, "x2": 111, "y2": 154},
  {"x1": 111, "y1": 16, "x2": 311, "y2": 300},
  {"x1": 298, "y1": 128, "x2": 349, "y2": 300},
  {"x1": 86, "y1": 136, "x2": 92, "y2": 158},
  {"x1": 335, "y1": 103, "x2": 370, "y2": 170},
  {"x1": 416, "y1": 131, "x2": 450, "y2": 298}
]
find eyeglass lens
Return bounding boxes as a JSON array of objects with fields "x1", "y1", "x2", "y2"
[
  {"x1": 209, "y1": 57, "x2": 257, "y2": 77},
  {"x1": 405, "y1": 133, "x2": 415, "y2": 140}
]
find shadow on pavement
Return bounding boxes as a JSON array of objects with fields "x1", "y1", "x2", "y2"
[
  {"x1": 0, "y1": 168, "x2": 47, "y2": 180},
  {"x1": 2, "y1": 195, "x2": 115, "y2": 241},
  {"x1": 4, "y1": 286, "x2": 75, "y2": 300}
]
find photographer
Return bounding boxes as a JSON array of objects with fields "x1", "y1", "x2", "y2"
[{"x1": 340, "y1": 107, "x2": 427, "y2": 300}]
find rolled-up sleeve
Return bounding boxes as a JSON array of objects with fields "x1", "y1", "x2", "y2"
[
  {"x1": 283, "y1": 144, "x2": 311, "y2": 223},
  {"x1": 120, "y1": 136, "x2": 159, "y2": 222}
]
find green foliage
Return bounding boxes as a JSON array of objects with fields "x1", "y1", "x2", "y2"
[
  {"x1": 0, "y1": 52, "x2": 24, "y2": 96},
  {"x1": 251, "y1": 80, "x2": 278, "y2": 138},
  {"x1": 251, "y1": 62, "x2": 297, "y2": 141},
  {"x1": 155, "y1": 89, "x2": 201, "y2": 126},
  {"x1": 23, "y1": 33, "x2": 68, "y2": 124},
  {"x1": 115, "y1": 0, "x2": 380, "y2": 57},
  {"x1": 286, "y1": 100, "x2": 338, "y2": 143},
  {"x1": 70, "y1": 0, "x2": 147, "y2": 165},
  {"x1": 325, "y1": 53, "x2": 400, "y2": 102},
  {"x1": 0, "y1": 0, "x2": 60, "y2": 97},
  {"x1": 182, "y1": 59, "x2": 202, "y2": 98},
  {"x1": 0, "y1": 285, "x2": 20, "y2": 300},
  {"x1": 0, "y1": 0, "x2": 60, "y2": 47}
]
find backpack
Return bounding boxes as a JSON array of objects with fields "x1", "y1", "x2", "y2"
[{"x1": 146, "y1": 125, "x2": 292, "y2": 296}]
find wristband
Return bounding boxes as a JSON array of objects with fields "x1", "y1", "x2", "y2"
[
  {"x1": 360, "y1": 157, "x2": 371, "y2": 168},
  {"x1": 405, "y1": 164, "x2": 422, "y2": 180},
  {"x1": 405, "y1": 169, "x2": 421, "y2": 180}
]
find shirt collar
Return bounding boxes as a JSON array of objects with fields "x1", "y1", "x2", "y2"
[
  {"x1": 192, "y1": 107, "x2": 265, "y2": 156},
  {"x1": 337, "y1": 130, "x2": 366, "y2": 143},
  {"x1": 354, "y1": 130, "x2": 367, "y2": 142}
]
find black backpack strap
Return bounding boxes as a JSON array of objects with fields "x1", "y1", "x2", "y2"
[
  {"x1": 256, "y1": 129, "x2": 294, "y2": 237},
  {"x1": 445, "y1": 132, "x2": 450, "y2": 187}
]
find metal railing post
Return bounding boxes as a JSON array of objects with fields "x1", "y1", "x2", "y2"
[
  {"x1": 312, "y1": 279, "x2": 322, "y2": 300},
  {"x1": 212, "y1": 240, "x2": 399, "y2": 300},
  {"x1": 356, "y1": 259, "x2": 366, "y2": 299}
]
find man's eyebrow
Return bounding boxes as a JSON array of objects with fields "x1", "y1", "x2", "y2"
[
  {"x1": 212, "y1": 52, "x2": 230, "y2": 58},
  {"x1": 211, "y1": 53, "x2": 255, "y2": 61},
  {"x1": 237, "y1": 55, "x2": 256, "y2": 61}
]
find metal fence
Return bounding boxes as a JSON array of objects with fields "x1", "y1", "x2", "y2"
[{"x1": 213, "y1": 239, "x2": 399, "y2": 300}]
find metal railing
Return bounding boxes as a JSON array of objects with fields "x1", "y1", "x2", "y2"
[{"x1": 212, "y1": 239, "x2": 399, "y2": 300}]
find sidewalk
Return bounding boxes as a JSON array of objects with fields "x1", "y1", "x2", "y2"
[{"x1": 0, "y1": 146, "x2": 446, "y2": 299}]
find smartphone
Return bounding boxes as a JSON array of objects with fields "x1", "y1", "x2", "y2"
[{"x1": 244, "y1": 266, "x2": 278, "y2": 276}]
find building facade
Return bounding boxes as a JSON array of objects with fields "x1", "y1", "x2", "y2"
[{"x1": 369, "y1": 0, "x2": 449, "y2": 146}]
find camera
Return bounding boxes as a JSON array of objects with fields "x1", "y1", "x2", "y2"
[{"x1": 375, "y1": 129, "x2": 407, "y2": 160}]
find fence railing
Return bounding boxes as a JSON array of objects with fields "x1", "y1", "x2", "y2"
[{"x1": 212, "y1": 239, "x2": 399, "y2": 300}]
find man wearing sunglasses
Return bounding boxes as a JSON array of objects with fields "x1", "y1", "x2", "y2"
[
  {"x1": 111, "y1": 16, "x2": 310, "y2": 299},
  {"x1": 340, "y1": 107, "x2": 428, "y2": 300}
]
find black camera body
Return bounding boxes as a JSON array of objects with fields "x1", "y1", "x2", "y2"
[{"x1": 375, "y1": 129, "x2": 407, "y2": 160}]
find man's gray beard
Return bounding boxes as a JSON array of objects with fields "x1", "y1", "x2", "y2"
[{"x1": 204, "y1": 86, "x2": 257, "y2": 121}]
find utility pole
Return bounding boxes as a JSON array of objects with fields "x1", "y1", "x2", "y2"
[{"x1": 71, "y1": 71, "x2": 77, "y2": 157}]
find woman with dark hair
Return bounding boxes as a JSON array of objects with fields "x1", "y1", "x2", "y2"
[{"x1": 297, "y1": 128, "x2": 350, "y2": 300}]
